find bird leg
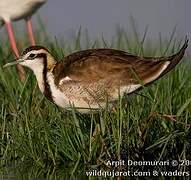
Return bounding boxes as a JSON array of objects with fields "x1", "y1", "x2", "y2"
[
  {"x1": 26, "y1": 18, "x2": 35, "y2": 45},
  {"x1": 5, "y1": 21, "x2": 26, "y2": 81},
  {"x1": 5, "y1": 21, "x2": 20, "y2": 58}
]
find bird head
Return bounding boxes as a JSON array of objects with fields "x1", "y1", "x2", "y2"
[{"x1": 4, "y1": 46, "x2": 56, "y2": 72}]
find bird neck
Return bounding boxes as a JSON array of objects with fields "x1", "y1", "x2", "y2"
[
  {"x1": 31, "y1": 63, "x2": 45, "y2": 93},
  {"x1": 32, "y1": 62, "x2": 53, "y2": 102},
  {"x1": 42, "y1": 59, "x2": 53, "y2": 101}
]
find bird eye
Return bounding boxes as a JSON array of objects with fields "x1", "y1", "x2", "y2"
[{"x1": 28, "y1": 53, "x2": 36, "y2": 59}]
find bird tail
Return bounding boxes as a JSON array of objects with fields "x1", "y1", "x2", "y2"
[{"x1": 160, "y1": 37, "x2": 189, "y2": 77}]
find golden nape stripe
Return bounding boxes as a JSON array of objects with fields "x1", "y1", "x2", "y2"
[{"x1": 4, "y1": 38, "x2": 188, "y2": 113}]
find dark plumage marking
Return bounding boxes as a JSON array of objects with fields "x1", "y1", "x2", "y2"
[
  {"x1": 21, "y1": 45, "x2": 50, "y2": 56},
  {"x1": 62, "y1": 48, "x2": 135, "y2": 67},
  {"x1": 159, "y1": 39, "x2": 188, "y2": 77},
  {"x1": 42, "y1": 55, "x2": 53, "y2": 101},
  {"x1": 36, "y1": 53, "x2": 47, "y2": 59}
]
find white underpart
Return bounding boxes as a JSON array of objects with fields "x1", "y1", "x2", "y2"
[
  {"x1": 21, "y1": 59, "x2": 45, "y2": 92},
  {"x1": 121, "y1": 84, "x2": 142, "y2": 95},
  {"x1": 59, "y1": 76, "x2": 72, "y2": 85},
  {"x1": 47, "y1": 72, "x2": 71, "y2": 108},
  {"x1": 120, "y1": 61, "x2": 170, "y2": 95},
  {"x1": 144, "y1": 61, "x2": 170, "y2": 83},
  {"x1": 34, "y1": 68, "x2": 44, "y2": 93}
]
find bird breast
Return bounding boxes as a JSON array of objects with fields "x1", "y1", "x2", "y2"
[{"x1": 46, "y1": 72, "x2": 71, "y2": 108}]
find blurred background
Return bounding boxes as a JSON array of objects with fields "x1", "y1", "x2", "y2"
[
  {"x1": 0, "y1": 0, "x2": 190, "y2": 45},
  {"x1": 36, "y1": 0, "x2": 189, "y2": 40}
]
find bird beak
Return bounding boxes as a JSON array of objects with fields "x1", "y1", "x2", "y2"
[{"x1": 3, "y1": 59, "x2": 24, "y2": 68}]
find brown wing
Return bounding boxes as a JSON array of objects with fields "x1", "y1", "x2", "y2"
[{"x1": 53, "y1": 39, "x2": 188, "y2": 89}]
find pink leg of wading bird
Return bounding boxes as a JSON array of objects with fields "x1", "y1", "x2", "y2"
[
  {"x1": 5, "y1": 21, "x2": 26, "y2": 81},
  {"x1": 5, "y1": 19, "x2": 36, "y2": 57},
  {"x1": 5, "y1": 21, "x2": 19, "y2": 58},
  {"x1": 26, "y1": 18, "x2": 36, "y2": 46}
]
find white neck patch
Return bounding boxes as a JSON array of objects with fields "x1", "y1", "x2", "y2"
[{"x1": 31, "y1": 63, "x2": 45, "y2": 93}]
